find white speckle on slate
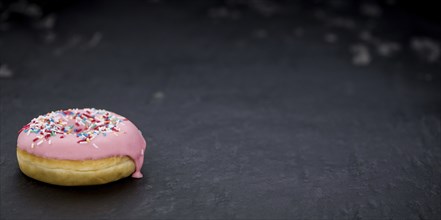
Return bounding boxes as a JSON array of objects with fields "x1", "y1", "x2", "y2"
[
  {"x1": 0, "y1": 9, "x2": 9, "y2": 21},
  {"x1": 0, "y1": 64, "x2": 13, "y2": 78},
  {"x1": 359, "y1": 30, "x2": 372, "y2": 41},
  {"x1": 386, "y1": 0, "x2": 396, "y2": 5},
  {"x1": 208, "y1": 7, "x2": 228, "y2": 18},
  {"x1": 329, "y1": 17, "x2": 356, "y2": 29},
  {"x1": 360, "y1": 3, "x2": 382, "y2": 17},
  {"x1": 0, "y1": 10, "x2": 10, "y2": 31},
  {"x1": 87, "y1": 32, "x2": 102, "y2": 48},
  {"x1": 351, "y1": 44, "x2": 371, "y2": 66},
  {"x1": 0, "y1": 22, "x2": 9, "y2": 31},
  {"x1": 293, "y1": 27, "x2": 304, "y2": 37},
  {"x1": 253, "y1": 29, "x2": 268, "y2": 39},
  {"x1": 344, "y1": 82, "x2": 355, "y2": 95},
  {"x1": 324, "y1": 32, "x2": 338, "y2": 43},
  {"x1": 423, "y1": 73, "x2": 433, "y2": 82},
  {"x1": 33, "y1": 14, "x2": 56, "y2": 29},
  {"x1": 313, "y1": 9, "x2": 326, "y2": 20},
  {"x1": 410, "y1": 37, "x2": 440, "y2": 63},
  {"x1": 247, "y1": 0, "x2": 280, "y2": 17},
  {"x1": 10, "y1": 1, "x2": 42, "y2": 18},
  {"x1": 42, "y1": 31, "x2": 56, "y2": 43},
  {"x1": 377, "y1": 41, "x2": 401, "y2": 57},
  {"x1": 208, "y1": 7, "x2": 240, "y2": 20},
  {"x1": 153, "y1": 91, "x2": 165, "y2": 100},
  {"x1": 53, "y1": 34, "x2": 83, "y2": 55},
  {"x1": 328, "y1": 0, "x2": 347, "y2": 9}
]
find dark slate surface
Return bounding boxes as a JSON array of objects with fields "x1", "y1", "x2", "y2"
[{"x1": 1, "y1": 0, "x2": 440, "y2": 219}]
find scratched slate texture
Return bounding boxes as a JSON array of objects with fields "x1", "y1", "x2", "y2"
[{"x1": 0, "y1": 0, "x2": 440, "y2": 219}]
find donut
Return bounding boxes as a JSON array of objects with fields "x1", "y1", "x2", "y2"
[{"x1": 16, "y1": 108, "x2": 147, "y2": 186}]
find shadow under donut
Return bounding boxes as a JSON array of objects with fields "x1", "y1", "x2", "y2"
[{"x1": 9, "y1": 170, "x2": 151, "y2": 219}]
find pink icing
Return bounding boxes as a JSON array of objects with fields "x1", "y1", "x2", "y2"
[{"x1": 17, "y1": 108, "x2": 147, "y2": 178}]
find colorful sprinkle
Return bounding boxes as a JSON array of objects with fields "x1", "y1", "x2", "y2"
[{"x1": 19, "y1": 108, "x2": 125, "y2": 148}]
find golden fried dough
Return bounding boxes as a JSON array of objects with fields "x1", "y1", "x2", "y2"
[{"x1": 17, "y1": 148, "x2": 135, "y2": 186}]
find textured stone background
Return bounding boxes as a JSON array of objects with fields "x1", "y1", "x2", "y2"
[{"x1": 1, "y1": 0, "x2": 440, "y2": 219}]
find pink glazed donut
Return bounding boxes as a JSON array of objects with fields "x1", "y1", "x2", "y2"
[{"x1": 16, "y1": 108, "x2": 146, "y2": 186}]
